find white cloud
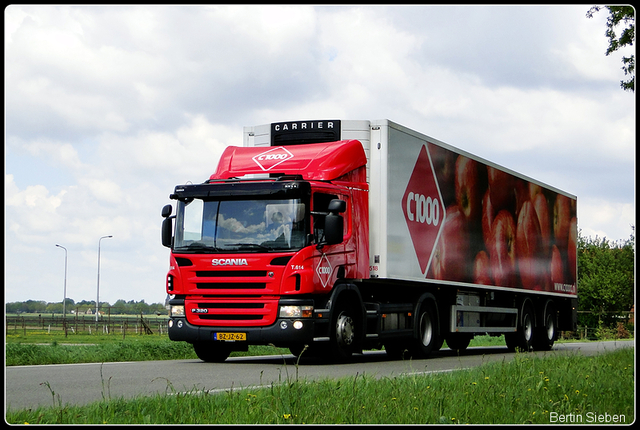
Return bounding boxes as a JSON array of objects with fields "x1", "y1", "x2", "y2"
[
  {"x1": 5, "y1": 174, "x2": 66, "y2": 235},
  {"x1": 4, "y1": 5, "x2": 635, "y2": 304},
  {"x1": 578, "y1": 198, "x2": 635, "y2": 242},
  {"x1": 10, "y1": 137, "x2": 86, "y2": 171}
]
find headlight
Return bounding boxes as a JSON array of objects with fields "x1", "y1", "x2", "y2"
[
  {"x1": 279, "y1": 305, "x2": 313, "y2": 318},
  {"x1": 170, "y1": 305, "x2": 185, "y2": 317}
]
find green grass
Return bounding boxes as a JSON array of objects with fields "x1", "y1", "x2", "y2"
[
  {"x1": 5, "y1": 332, "x2": 505, "y2": 366},
  {"x1": 6, "y1": 332, "x2": 624, "y2": 367},
  {"x1": 6, "y1": 347, "x2": 634, "y2": 424},
  {"x1": 5, "y1": 339, "x2": 196, "y2": 366},
  {"x1": 4, "y1": 338, "x2": 293, "y2": 366},
  {"x1": 6, "y1": 330, "x2": 169, "y2": 345}
]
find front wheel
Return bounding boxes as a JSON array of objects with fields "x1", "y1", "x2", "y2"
[
  {"x1": 328, "y1": 302, "x2": 361, "y2": 362},
  {"x1": 193, "y1": 342, "x2": 231, "y2": 363}
]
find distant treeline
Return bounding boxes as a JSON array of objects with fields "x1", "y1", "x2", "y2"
[{"x1": 5, "y1": 298, "x2": 168, "y2": 316}]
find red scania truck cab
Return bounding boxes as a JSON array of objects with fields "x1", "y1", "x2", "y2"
[{"x1": 162, "y1": 120, "x2": 578, "y2": 362}]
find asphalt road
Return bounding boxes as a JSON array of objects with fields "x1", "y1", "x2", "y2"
[{"x1": 5, "y1": 340, "x2": 633, "y2": 411}]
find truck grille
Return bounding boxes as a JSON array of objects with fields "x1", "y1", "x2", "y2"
[
  {"x1": 187, "y1": 270, "x2": 274, "y2": 294},
  {"x1": 196, "y1": 282, "x2": 266, "y2": 290},
  {"x1": 186, "y1": 299, "x2": 278, "y2": 326}
]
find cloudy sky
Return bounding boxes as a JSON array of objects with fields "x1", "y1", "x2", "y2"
[{"x1": 4, "y1": 5, "x2": 635, "y2": 305}]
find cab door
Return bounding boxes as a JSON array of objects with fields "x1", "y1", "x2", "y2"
[{"x1": 311, "y1": 190, "x2": 348, "y2": 292}]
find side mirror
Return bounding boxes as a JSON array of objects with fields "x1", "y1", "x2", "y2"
[
  {"x1": 327, "y1": 199, "x2": 346, "y2": 214},
  {"x1": 161, "y1": 205, "x2": 174, "y2": 248},
  {"x1": 162, "y1": 204, "x2": 172, "y2": 218},
  {"x1": 323, "y1": 199, "x2": 346, "y2": 246},
  {"x1": 162, "y1": 218, "x2": 173, "y2": 248}
]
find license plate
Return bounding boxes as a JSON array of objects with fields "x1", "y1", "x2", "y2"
[{"x1": 214, "y1": 332, "x2": 246, "y2": 341}]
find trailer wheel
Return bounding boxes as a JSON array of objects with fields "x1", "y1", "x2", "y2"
[
  {"x1": 509, "y1": 304, "x2": 535, "y2": 352},
  {"x1": 446, "y1": 334, "x2": 472, "y2": 352},
  {"x1": 193, "y1": 342, "x2": 231, "y2": 363},
  {"x1": 504, "y1": 332, "x2": 518, "y2": 351},
  {"x1": 533, "y1": 306, "x2": 557, "y2": 351},
  {"x1": 410, "y1": 301, "x2": 440, "y2": 358}
]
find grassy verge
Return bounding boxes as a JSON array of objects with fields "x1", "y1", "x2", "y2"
[
  {"x1": 5, "y1": 338, "x2": 294, "y2": 366},
  {"x1": 6, "y1": 347, "x2": 634, "y2": 424},
  {"x1": 5, "y1": 333, "x2": 633, "y2": 367},
  {"x1": 5, "y1": 333, "x2": 506, "y2": 366},
  {"x1": 5, "y1": 338, "x2": 196, "y2": 366}
]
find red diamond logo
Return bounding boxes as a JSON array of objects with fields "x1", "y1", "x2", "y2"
[
  {"x1": 316, "y1": 253, "x2": 332, "y2": 288},
  {"x1": 402, "y1": 145, "x2": 446, "y2": 274},
  {"x1": 252, "y1": 147, "x2": 294, "y2": 171}
]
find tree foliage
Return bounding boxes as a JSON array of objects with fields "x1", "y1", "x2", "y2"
[
  {"x1": 587, "y1": 6, "x2": 635, "y2": 92},
  {"x1": 577, "y1": 226, "x2": 635, "y2": 328},
  {"x1": 5, "y1": 298, "x2": 167, "y2": 315}
]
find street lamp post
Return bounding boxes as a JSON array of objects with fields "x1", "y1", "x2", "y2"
[
  {"x1": 55, "y1": 244, "x2": 68, "y2": 318},
  {"x1": 96, "y1": 235, "x2": 113, "y2": 323}
]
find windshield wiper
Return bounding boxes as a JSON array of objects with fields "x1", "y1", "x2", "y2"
[
  {"x1": 174, "y1": 243, "x2": 220, "y2": 252},
  {"x1": 224, "y1": 243, "x2": 273, "y2": 251}
]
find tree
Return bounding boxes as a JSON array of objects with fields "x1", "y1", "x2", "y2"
[
  {"x1": 587, "y1": 6, "x2": 635, "y2": 92},
  {"x1": 577, "y1": 227, "x2": 635, "y2": 328}
]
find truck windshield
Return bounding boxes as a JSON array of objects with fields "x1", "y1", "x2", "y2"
[{"x1": 174, "y1": 198, "x2": 307, "y2": 253}]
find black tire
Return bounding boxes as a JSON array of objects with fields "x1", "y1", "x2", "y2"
[
  {"x1": 533, "y1": 306, "x2": 557, "y2": 351},
  {"x1": 446, "y1": 334, "x2": 472, "y2": 352},
  {"x1": 409, "y1": 301, "x2": 440, "y2": 358},
  {"x1": 384, "y1": 342, "x2": 409, "y2": 360},
  {"x1": 505, "y1": 331, "x2": 519, "y2": 351},
  {"x1": 328, "y1": 302, "x2": 360, "y2": 361},
  {"x1": 519, "y1": 305, "x2": 535, "y2": 351},
  {"x1": 289, "y1": 344, "x2": 307, "y2": 357},
  {"x1": 509, "y1": 304, "x2": 535, "y2": 352},
  {"x1": 193, "y1": 342, "x2": 231, "y2": 363},
  {"x1": 289, "y1": 343, "x2": 323, "y2": 358}
]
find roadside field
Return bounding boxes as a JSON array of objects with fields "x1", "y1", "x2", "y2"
[{"x1": 6, "y1": 347, "x2": 634, "y2": 424}]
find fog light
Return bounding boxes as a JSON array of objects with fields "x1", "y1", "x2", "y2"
[
  {"x1": 293, "y1": 321, "x2": 303, "y2": 330},
  {"x1": 168, "y1": 320, "x2": 174, "y2": 328}
]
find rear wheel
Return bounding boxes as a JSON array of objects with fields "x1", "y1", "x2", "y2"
[
  {"x1": 508, "y1": 304, "x2": 535, "y2": 352},
  {"x1": 533, "y1": 306, "x2": 557, "y2": 351},
  {"x1": 409, "y1": 301, "x2": 440, "y2": 358},
  {"x1": 193, "y1": 342, "x2": 231, "y2": 363},
  {"x1": 520, "y1": 305, "x2": 535, "y2": 351}
]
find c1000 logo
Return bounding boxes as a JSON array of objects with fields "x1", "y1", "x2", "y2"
[
  {"x1": 252, "y1": 147, "x2": 294, "y2": 171},
  {"x1": 316, "y1": 254, "x2": 332, "y2": 288},
  {"x1": 256, "y1": 153, "x2": 290, "y2": 161},
  {"x1": 405, "y1": 192, "x2": 440, "y2": 226},
  {"x1": 401, "y1": 145, "x2": 445, "y2": 274}
]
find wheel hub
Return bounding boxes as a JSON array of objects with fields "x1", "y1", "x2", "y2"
[
  {"x1": 420, "y1": 313, "x2": 433, "y2": 346},
  {"x1": 336, "y1": 314, "x2": 355, "y2": 346},
  {"x1": 546, "y1": 314, "x2": 555, "y2": 340}
]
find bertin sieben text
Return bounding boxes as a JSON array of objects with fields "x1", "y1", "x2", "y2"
[{"x1": 549, "y1": 411, "x2": 626, "y2": 423}]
